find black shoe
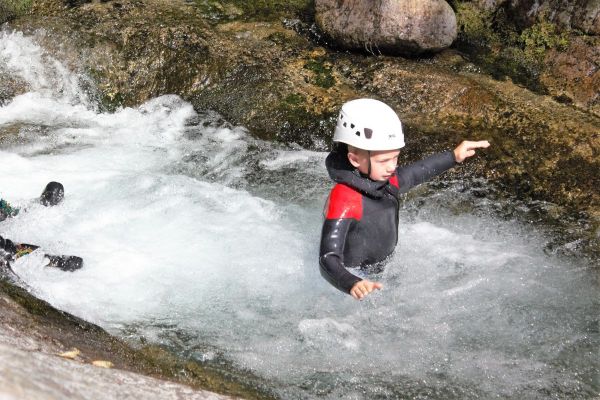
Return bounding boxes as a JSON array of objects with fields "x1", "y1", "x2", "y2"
[{"x1": 40, "y1": 182, "x2": 64, "y2": 206}]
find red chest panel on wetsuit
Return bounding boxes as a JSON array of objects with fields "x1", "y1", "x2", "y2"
[{"x1": 325, "y1": 184, "x2": 363, "y2": 220}]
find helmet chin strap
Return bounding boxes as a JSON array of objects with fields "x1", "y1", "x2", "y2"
[{"x1": 367, "y1": 150, "x2": 372, "y2": 177}]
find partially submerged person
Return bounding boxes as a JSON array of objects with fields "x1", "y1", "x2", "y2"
[
  {"x1": 0, "y1": 182, "x2": 82, "y2": 272},
  {"x1": 319, "y1": 99, "x2": 490, "y2": 300}
]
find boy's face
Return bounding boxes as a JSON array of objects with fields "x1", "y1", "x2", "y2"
[{"x1": 348, "y1": 148, "x2": 400, "y2": 181}]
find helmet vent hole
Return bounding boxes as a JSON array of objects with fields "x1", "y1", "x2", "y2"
[
  {"x1": 350, "y1": 123, "x2": 355, "y2": 129},
  {"x1": 343, "y1": 122, "x2": 347, "y2": 127},
  {"x1": 364, "y1": 128, "x2": 373, "y2": 139},
  {"x1": 355, "y1": 131, "x2": 360, "y2": 136}
]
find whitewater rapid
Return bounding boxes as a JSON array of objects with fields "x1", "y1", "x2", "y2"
[{"x1": 1, "y1": 30, "x2": 598, "y2": 399}]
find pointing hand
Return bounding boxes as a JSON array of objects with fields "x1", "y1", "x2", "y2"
[{"x1": 453, "y1": 140, "x2": 490, "y2": 163}]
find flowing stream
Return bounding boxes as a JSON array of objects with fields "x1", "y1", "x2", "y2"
[{"x1": 1, "y1": 30, "x2": 598, "y2": 399}]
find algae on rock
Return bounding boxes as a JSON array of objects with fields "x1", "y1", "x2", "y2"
[{"x1": 453, "y1": 1, "x2": 599, "y2": 116}]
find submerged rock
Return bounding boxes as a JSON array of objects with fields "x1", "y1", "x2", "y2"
[{"x1": 315, "y1": 0, "x2": 457, "y2": 54}]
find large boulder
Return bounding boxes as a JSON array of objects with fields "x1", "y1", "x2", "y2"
[{"x1": 315, "y1": 0, "x2": 457, "y2": 54}]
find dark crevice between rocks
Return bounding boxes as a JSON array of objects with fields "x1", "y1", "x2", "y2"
[{"x1": 189, "y1": 0, "x2": 315, "y2": 25}]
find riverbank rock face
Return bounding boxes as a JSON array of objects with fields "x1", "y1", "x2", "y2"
[
  {"x1": 5, "y1": 0, "x2": 600, "y2": 250},
  {"x1": 315, "y1": 0, "x2": 457, "y2": 54}
]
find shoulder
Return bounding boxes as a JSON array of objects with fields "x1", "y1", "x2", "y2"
[{"x1": 324, "y1": 184, "x2": 363, "y2": 220}]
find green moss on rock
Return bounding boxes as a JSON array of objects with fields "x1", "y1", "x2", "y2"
[
  {"x1": 0, "y1": 0, "x2": 32, "y2": 23},
  {"x1": 284, "y1": 92, "x2": 305, "y2": 106},
  {"x1": 454, "y1": 2, "x2": 574, "y2": 95},
  {"x1": 518, "y1": 21, "x2": 570, "y2": 62},
  {"x1": 303, "y1": 59, "x2": 335, "y2": 88}
]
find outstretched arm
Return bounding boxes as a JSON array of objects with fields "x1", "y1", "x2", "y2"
[
  {"x1": 396, "y1": 140, "x2": 491, "y2": 193},
  {"x1": 396, "y1": 151, "x2": 457, "y2": 194}
]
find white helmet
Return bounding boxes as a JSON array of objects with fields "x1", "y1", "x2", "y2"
[{"x1": 333, "y1": 98, "x2": 405, "y2": 151}]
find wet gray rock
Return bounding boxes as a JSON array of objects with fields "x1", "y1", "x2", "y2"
[
  {"x1": 315, "y1": 0, "x2": 457, "y2": 54},
  {"x1": 0, "y1": 72, "x2": 28, "y2": 106},
  {"x1": 0, "y1": 343, "x2": 232, "y2": 400}
]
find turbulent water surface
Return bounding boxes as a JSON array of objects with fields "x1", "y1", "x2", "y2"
[{"x1": 0, "y1": 30, "x2": 598, "y2": 399}]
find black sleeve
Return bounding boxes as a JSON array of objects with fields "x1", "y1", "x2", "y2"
[
  {"x1": 319, "y1": 218, "x2": 362, "y2": 294},
  {"x1": 396, "y1": 150, "x2": 457, "y2": 194}
]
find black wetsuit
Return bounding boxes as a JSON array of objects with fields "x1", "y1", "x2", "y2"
[{"x1": 319, "y1": 147, "x2": 457, "y2": 294}]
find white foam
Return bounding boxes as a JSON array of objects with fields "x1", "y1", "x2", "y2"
[
  {"x1": 0, "y1": 30, "x2": 92, "y2": 106},
  {"x1": 260, "y1": 149, "x2": 327, "y2": 171}
]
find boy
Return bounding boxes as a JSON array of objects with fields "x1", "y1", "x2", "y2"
[{"x1": 319, "y1": 99, "x2": 490, "y2": 300}]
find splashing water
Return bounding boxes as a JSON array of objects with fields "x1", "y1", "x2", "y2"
[{"x1": 0, "y1": 30, "x2": 598, "y2": 399}]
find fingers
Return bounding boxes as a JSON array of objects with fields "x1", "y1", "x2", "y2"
[
  {"x1": 350, "y1": 280, "x2": 383, "y2": 300},
  {"x1": 454, "y1": 140, "x2": 490, "y2": 162},
  {"x1": 464, "y1": 140, "x2": 490, "y2": 150}
]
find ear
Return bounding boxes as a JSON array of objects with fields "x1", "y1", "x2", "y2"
[{"x1": 347, "y1": 151, "x2": 361, "y2": 168}]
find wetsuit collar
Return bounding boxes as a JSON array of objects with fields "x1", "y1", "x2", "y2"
[{"x1": 325, "y1": 147, "x2": 388, "y2": 199}]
